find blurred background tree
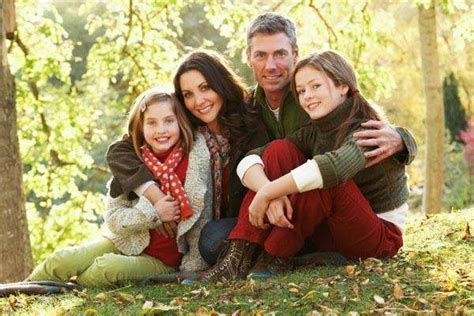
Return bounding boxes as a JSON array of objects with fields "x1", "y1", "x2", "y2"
[
  {"x1": 4, "y1": 0, "x2": 472, "y2": 263},
  {"x1": 443, "y1": 72, "x2": 468, "y2": 143}
]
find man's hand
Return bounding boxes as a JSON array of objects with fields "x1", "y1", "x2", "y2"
[
  {"x1": 266, "y1": 196, "x2": 294, "y2": 229},
  {"x1": 353, "y1": 120, "x2": 404, "y2": 168},
  {"x1": 154, "y1": 195, "x2": 180, "y2": 222},
  {"x1": 156, "y1": 221, "x2": 178, "y2": 238}
]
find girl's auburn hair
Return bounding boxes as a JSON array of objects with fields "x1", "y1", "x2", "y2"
[
  {"x1": 291, "y1": 50, "x2": 386, "y2": 149},
  {"x1": 127, "y1": 88, "x2": 194, "y2": 159}
]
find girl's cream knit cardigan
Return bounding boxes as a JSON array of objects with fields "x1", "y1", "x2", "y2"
[{"x1": 103, "y1": 133, "x2": 213, "y2": 272}]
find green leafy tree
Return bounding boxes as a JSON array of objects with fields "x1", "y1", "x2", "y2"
[
  {"x1": 443, "y1": 72, "x2": 467, "y2": 143},
  {"x1": 10, "y1": 0, "x2": 106, "y2": 263}
]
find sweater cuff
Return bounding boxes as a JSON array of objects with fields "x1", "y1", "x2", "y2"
[
  {"x1": 290, "y1": 159, "x2": 323, "y2": 192},
  {"x1": 237, "y1": 155, "x2": 264, "y2": 183},
  {"x1": 135, "y1": 195, "x2": 162, "y2": 226},
  {"x1": 314, "y1": 155, "x2": 339, "y2": 188},
  {"x1": 395, "y1": 127, "x2": 417, "y2": 165},
  {"x1": 134, "y1": 181, "x2": 155, "y2": 196}
]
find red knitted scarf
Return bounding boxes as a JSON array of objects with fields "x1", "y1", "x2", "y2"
[{"x1": 141, "y1": 144, "x2": 192, "y2": 219}]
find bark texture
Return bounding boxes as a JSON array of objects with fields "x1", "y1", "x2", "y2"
[
  {"x1": 0, "y1": 0, "x2": 33, "y2": 282},
  {"x1": 418, "y1": 1, "x2": 445, "y2": 214}
]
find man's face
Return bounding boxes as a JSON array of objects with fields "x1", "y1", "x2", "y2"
[{"x1": 246, "y1": 32, "x2": 298, "y2": 95}]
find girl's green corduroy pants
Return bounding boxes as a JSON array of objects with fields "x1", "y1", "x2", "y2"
[{"x1": 28, "y1": 237, "x2": 174, "y2": 288}]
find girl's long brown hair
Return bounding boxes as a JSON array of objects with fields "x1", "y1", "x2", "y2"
[
  {"x1": 127, "y1": 88, "x2": 194, "y2": 158},
  {"x1": 291, "y1": 50, "x2": 386, "y2": 149}
]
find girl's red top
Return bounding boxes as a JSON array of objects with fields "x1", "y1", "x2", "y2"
[{"x1": 142, "y1": 147, "x2": 188, "y2": 267}]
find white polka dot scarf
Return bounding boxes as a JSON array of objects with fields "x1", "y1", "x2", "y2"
[{"x1": 141, "y1": 144, "x2": 193, "y2": 219}]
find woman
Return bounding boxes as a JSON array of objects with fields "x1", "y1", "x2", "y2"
[{"x1": 107, "y1": 50, "x2": 270, "y2": 268}]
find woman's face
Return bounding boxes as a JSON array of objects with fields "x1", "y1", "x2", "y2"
[
  {"x1": 179, "y1": 69, "x2": 223, "y2": 134},
  {"x1": 294, "y1": 65, "x2": 348, "y2": 120}
]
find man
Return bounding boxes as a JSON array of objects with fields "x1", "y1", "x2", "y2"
[
  {"x1": 244, "y1": 13, "x2": 415, "y2": 165},
  {"x1": 198, "y1": 12, "x2": 416, "y2": 268}
]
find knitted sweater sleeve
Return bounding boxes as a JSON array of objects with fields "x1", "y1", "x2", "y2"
[
  {"x1": 394, "y1": 127, "x2": 418, "y2": 165},
  {"x1": 313, "y1": 135, "x2": 368, "y2": 188},
  {"x1": 106, "y1": 136, "x2": 155, "y2": 198},
  {"x1": 104, "y1": 193, "x2": 162, "y2": 236},
  {"x1": 286, "y1": 125, "x2": 316, "y2": 158}
]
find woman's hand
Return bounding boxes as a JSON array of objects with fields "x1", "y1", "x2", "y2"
[
  {"x1": 249, "y1": 189, "x2": 271, "y2": 229},
  {"x1": 154, "y1": 195, "x2": 180, "y2": 223},
  {"x1": 266, "y1": 196, "x2": 294, "y2": 229}
]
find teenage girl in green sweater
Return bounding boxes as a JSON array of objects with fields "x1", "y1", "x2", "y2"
[{"x1": 201, "y1": 50, "x2": 416, "y2": 282}]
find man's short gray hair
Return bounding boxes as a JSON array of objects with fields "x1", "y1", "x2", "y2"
[{"x1": 246, "y1": 12, "x2": 297, "y2": 50}]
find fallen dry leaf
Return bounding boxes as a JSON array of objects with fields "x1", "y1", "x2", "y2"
[
  {"x1": 462, "y1": 222, "x2": 472, "y2": 240},
  {"x1": 84, "y1": 309, "x2": 99, "y2": 316},
  {"x1": 195, "y1": 306, "x2": 210, "y2": 315},
  {"x1": 292, "y1": 290, "x2": 317, "y2": 306},
  {"x1": 8, "y1": 296, "x2": 18, "y2": 310},
  {"x1": 170, "y1": 296, "x2": 185, "y2": 305},
  {"x1": 289, "y1": 287, "x2": 300, "y2": 295},
  {"x1": 288, "y1": 282, "x2": 301, "y2": 289},
  {"x1": 142, "y1": 301, "x2": 153, "y2": 309},
  {"x1": 373, "y1": 294, "x2": 385, "y2": 305},
  {"x1": 417, "y1": 297, "x2": 430, "y2": 306},
  {"x1": 345, "y1": 265, "x2": 356, "y2": 277},
  {"x1": 94, "y1": 292, "x2": 107, "y2": 302},
  {"x1": 115, "y1": 292, "x2": 135, "y2": 303},
  {"x1": 393, "y1": 283, "x2": 403, "y2": 300},
  {"x1": 352, "y1": 284, "x2": 360, "y2": 298}
]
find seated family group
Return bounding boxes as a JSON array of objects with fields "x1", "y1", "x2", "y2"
[{"x1": 27, "y1": 12, "x2": 417, "y2": 288}]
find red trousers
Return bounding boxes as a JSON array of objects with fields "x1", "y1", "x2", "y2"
[{"x1": 229, "y1": 140, "x2": 403, "y2": 260}]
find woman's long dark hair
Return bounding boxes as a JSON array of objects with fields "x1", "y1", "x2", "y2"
[
  {"x1": 173, "y1": 49, "x2": 258, "y2": 149},
  {"x1": 291, "y1": 50, "x2": 386, "y2": 149}
]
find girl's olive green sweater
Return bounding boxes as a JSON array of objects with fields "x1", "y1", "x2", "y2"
[{"x1": 250, "y1": 98, "x2": 417, "y2": 213}]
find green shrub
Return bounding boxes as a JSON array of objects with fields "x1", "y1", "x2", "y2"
[{"x1": 443, "y1": 141, "x2": 474, "y2": 210}]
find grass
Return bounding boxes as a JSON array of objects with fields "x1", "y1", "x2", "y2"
[{"x1": 1, "y1": 207, "x2": 473, "y2": 315}]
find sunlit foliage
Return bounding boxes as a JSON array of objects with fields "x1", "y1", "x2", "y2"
[{"x1": 7, "y1": 0, "x2": 472, "y2": 261}]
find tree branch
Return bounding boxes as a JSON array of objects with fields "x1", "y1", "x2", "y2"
[
  {"x1": 122, "y1": 47, "x2": 151, "y2": 87},
  {"x1": 309, "y1": 0, "x2": 338, "y2": 45},
  {"x1": 121, "y1": 0, "x2": 133, "y2": 55},
  {"x1": 13, "y1": 32, "x2": 76, "y2": 168}
]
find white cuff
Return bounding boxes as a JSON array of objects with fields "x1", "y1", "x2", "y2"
[
  {"x1": 237, "y1": 155, "x2": 264, "y2": 183},
  {"x1": 290, "y1": 159, "x2": 323, "y2": 192},
  {"x1": 133, "y1": 181, "x2": 155, "y2": 196}
]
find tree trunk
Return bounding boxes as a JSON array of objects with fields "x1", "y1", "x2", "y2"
[
  {"x1": 3, "y1": 0, "x2": 16, "y2": 39},
  {"x1": 0, "y1": 0, "x2": 33, "y2": 282},
  {"x1": 418, "y1": 1, "x2": 445, "y2": 214}
]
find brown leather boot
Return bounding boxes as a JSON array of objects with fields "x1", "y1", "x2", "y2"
[
  {"x1": 200, "y1": 239, "x2": 258, "y2": 282},
  {"x1": 249, "y1": 251, "x2": 293, "y2": 276}
]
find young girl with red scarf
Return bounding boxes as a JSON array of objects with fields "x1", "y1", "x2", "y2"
[{"x1": 28, "y1": 89, "x2": 212, "y2": 288}]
